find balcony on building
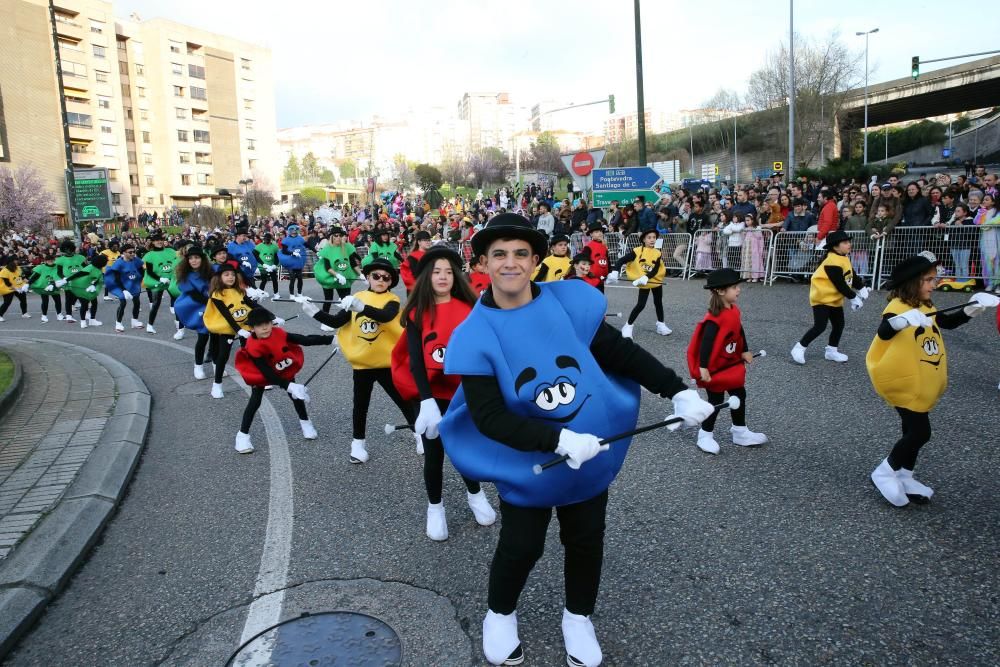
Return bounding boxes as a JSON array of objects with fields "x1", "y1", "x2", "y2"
[
  {"x1": 53, "y1": 8, "x2": 84, "y2": 40},
  {"x1": 70, "y1": 143, "x2": 96, "y2": 166},
  {"x1": 67, "y1": 112, "x2": 95, "y2": 141}
]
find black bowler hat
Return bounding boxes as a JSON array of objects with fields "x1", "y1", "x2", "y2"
[
  {"x1": 825, "y1": 230, "x2": 851, "y2": 248},
  {"x1": 246, "y1": 308, "x2": 275, "y2": 327},
  {"x1": 362, "y1": 257, "x2": 399, "y2": 288},
  {"x1": 571, "y1": 252, "x2": 592, "y2": 265},
  {"x1": 550, "y1": 234, "x2": 570, "y2": 246},
  {"x1": 704, "y1": 268, "x2": 744, "y2": 290},
  {"x1": 471, "y1": 213, "x2": 547, "y2": 259},
  {"x1": 587, "y1": 220, "x2": 605, "y2": 234},
  {"x1": 414, "y1": 230, "x2": 432, "y2": 242},
  {"x1": 884, "y1": 252, "x2": 940, "y2": 290},
  {"x1": 415, "y1": 245, "x2": 462, "y2": 277}
]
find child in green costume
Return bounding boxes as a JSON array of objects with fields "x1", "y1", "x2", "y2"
[
  {"x1": 140, "y1": 232, "x2": 178, "y2": 334},
  {"x1": 28, "y1": 251, "x2": 63, "y2": 322},
  {"x1": 66, "y1": 254, "x2": 107, "y2": 328},
  {"x1": 360, "y1": 227, "x2": 403, "y2": 269},
  {"x1": 315, "y1": 227, "x2": 362, "y2": 317},
  {"x1": 255, "y1": 233, "x2": 280, "y2": 297},
  {"x1": 54, "y1": 239, "x2": 87, "y2": 323}
]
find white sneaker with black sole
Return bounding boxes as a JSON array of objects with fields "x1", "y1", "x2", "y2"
[
  {"x1": 235, "y1": 431, "x2": 254, "y2": 454},
  {"x1": 483, "y1": 610, "x2": 523, "y2": 666},
  {"x1": 350, "y1": 438, "x2": 369, "y2": 463},
  {"x1": 562, "y1": 608, "x2": 602, "y2": 667}
]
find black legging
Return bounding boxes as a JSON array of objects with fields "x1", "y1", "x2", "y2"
[
  {"x1": 727, "y1": 246, "x2": 742, "y2": 271},
  {"x1": 194, "y1": 332, "x2": 211, "y2": 365},
  {"x1": 78, "y1": 299, "x2": 98, "y2": 320},
  {"x1": 420, "y1": 397, "x2": 480, "y2": 504},
  {"x1": 40, "y1": 293, "x2": 62, "y2": 316},
  {"x1": 320, "y1": 287, "x2": 352, "y2": 313},
  {"x1": 351, "y1": 367, "x2": 414, "y2": 439},
  {"x1": 799, "y1": 304, "x2": 845, "y2": 347},
  {"x1": 0, "y1": 292, "x2": 27, "y2": 317},
  {"x1": 147, "y1": 288, "x2": 166, "y2": 325},
  {"x1": 287, "y1": 269, "x2": 303, "y2": 296},
  {"x1": 240, "y1": 384, "x2": 309, "y2": 433},
  {"x1": 65, "y1": 292, "x2": 78, "y2": 317},
  {"x1": 887, "y1": 408, "x2": 931, "y2": 471},
  {"x1": 116, "y1": 296, "x2": 141, "y2": 323},
  {"x1": 259, "y1": 270, "x2": 279, "y2": 295},
  {"x1": 211, "y1": 333, "x2": 236, "y2": 383},
  {"x1": 626, "y1": 286, "x2": 664, "y2": 325},
  {"x1": 488, "y1": 490, "x2": 608, "y2": 616},
  {"x1": 702, "y1": 387, "x2": 747, "y2": 432}
]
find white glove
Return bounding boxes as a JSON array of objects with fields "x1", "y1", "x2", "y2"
[
  {"x1": 358, "y1": 275, "x2": 369, "y2": 287},
  {"x1": 55, "y1": 278, "x2": 67, "y2": 288},
  {"x1": 247, "y1": 287, "x2": 269, "y2": 300},
  {"x1": 241, "y1": 260, "x2": 252, "y2": 269},
  {"x1": 86, "y1": 284, "x2": 97, "y2": 293},
  {"x1": 815, "y1": 238, "x2": 827, "y2": 251},
  {"x1": 272, "y1": 317, "x2": 285, "y2": 326},
  {"x1": 969, "y1": 292, "x2": 1000, "y2": 308},
  {"x1": 286, "y1": 382, "x2": 310, "y2": 403},
  {"x1": 415, "y1": 398, "x2": 443, "y2": 439},
  {"x1": 606, "y1": 271, "x2": 619, "y2": 284},
  {"x1": 667, "y1": 389, "x2": 716, "y2": 431},
  {"x1": 18, "y1": 284, "x2": 29, "y2": 293},
  {"x1": 849, "y1": 295, "x2": 865, "y2": 311},
  {"x1": 159, "y1": 276, "x2": 171, "y2": 285},
  {"x1": 264, "y1": 264, "x2": 277, "y2": 272},
  {"x1": 334, "y1": 273, "x2": 347, "y2": 285},
  {"x1": 292, "y1": 249, "x2": 302, "y2": 257},
  {"x1": 340, "y1": 295, "x2": 364, "y2": 313},
  {"x1": 237, "y1": 328, "x2": 251, "y2": 339},
  {"x1": 44, "y1": 284, "x2": 54, "y2": 292},
  {"x1": 122, "y1": 290, "x2": 133, "y2": 301},
  {"x1": 857, "y1": 286, "x2": 871, "y2": 300},
  {"x1": 301, "y1": 300, "x2": 320, "y2": 317},
  {"x1": 632, "y1": 275, "x2": 649, "y2": 287},
  {"x1": 555, "y1": 429, "x2": 607, "y2": 470},
  {"x1": 888, "y1": 308, "x2": 933, "y2": 331}
]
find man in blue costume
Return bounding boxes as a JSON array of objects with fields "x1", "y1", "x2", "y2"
[{"x1": 440, "y1": 213, "x2": 716, "y2": 667}]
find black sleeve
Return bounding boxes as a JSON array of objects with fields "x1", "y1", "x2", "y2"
[
  {"x1": 286, "y1": 333, "x2": 335, "y2": 346},
  {"x1": 406, "y1": 322, "x2": 434, "y2": 400},
  {"x1": 349, "y1": 252, "x2": 361, "y2": 270},
  {"x1": 1, "y1": 278, "x2": 11, "y2": 288},
  {"x1": 360, "y1": 300, "x2": 400, "y2": 323},
  {"x1": 877, "y1": 313, "x2": 900, "y2": 341},
  {"x1": 144, "y1": 261, "x2": 161, "y2": 281},
  {"x1": 850, "y1": 272, "x2": 865, "y2": 289},
  {"x1": 645, "y1": 257, "x2": 662, "y2": 279},
  {"x1": 823, "y1": 264, "x2": 856, "y2": 299},
  {"x1": 279, "y1": 242, "x2": 290, "y2": 255},
  {"x1": 590, "y1": 322, "x2": 688, "y2": 397},
  {"x1": 740, "y1": 325, "x2": 749, "y2": 353},
  {"x1": 699, "y1": 321, "x2": 719, "y2": 368},
  {"x1": 64, "y1": 270, "x2": 89, "y2": 282},
  {"x1": 936, "y1": 310, "x2": 971, "y2": 330},
  {"x1": 252, "y1": 249, "x2": 262, "y2": 262},
  {"x1": 314, "y1": 256, "x2": 330, "y2": 273},
  {"x1": 534, "y1": 262, "x2": 550, "y2": 282},
  {"x1": 613, "y1": 249, "x2": 637, "y2": 272},
  {"x1": 462, "y1": 375, "x2": 561, "y2": 453},
  {"x1": 248, "y1": 353, "x2": 289, "y2": 389},
  {"x1": 186, "y1": 289, "x2": 208, "y2": 304},
  {"x1": 406, "y1": 254, "x2": 420, "y2": 276},
  {"x1": 313, "y1": 308, "x2": 352, "y2": 329},
  {"x1": 394, "y1": 251, "x2": 405, "y2": 264},
  {"x1": 211, "y1": 297, "x2": 243, "y2": 333}
]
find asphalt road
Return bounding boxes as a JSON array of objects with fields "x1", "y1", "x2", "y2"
[{"x1": 1, "y1": 277, "x2": 997, "y2": 666}]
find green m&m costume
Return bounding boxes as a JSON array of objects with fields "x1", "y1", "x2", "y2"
[
  {"x1": 361, "y1": 240, "x2": 400, "y2": 268},
  {"x1": 315, "y1": 242, "x2": 359, "y2": 288},
  {"x1": 256, "y1": 241, "x2": 278, "y2": 268},
  {"x1": 141, "y1": 246, "x2": 179, "y2": 291},
  {"x1": 55, "y1": 253, "x2": 86, "y2": 290},
  {"x1": 29, "y1": 263, "x2": 61, "y2": 295},
  {"x1": 68, "y1": 263, "x2": 105, "y2": 299}
]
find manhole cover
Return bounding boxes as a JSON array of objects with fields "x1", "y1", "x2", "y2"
[{"x1": 227, "y1": 611, "x2": 402, "y2": 667}]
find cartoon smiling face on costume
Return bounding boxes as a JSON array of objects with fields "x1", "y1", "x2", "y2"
[
  {"x1": 917, "y1": 325, "x2": 944, "y2": 367},
  {"x1": 127, "y1": 273, "x2": 137, "y2": 281},
  {"x1": 230, "y1": 304, "x2": 249, "y2": 322},
  {"x1": 358, "y1": 317, "x2": 381, "y2": 343},
  {"x1": 423, "y1": 331, "x2": 446, "y2": 368},
  {"x1": 725, "y1": 341, "x2": 738, "y2": 354},
  {"x1": 335, "y1": 259, "x2": 350, "y2": 273},
  {"x1": 513, "y1": 355, "x2": 591, "y2": 424},
  {"x1": 641, "y1": 263, "x2": 654, "y2": 274},
  {"x1": 274, "y1": 346, "x2": 294, "y2": 372}
]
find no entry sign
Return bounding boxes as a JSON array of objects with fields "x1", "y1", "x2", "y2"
[{"x1": 571, "y1": 152, "x2": 595, "y2": 177}]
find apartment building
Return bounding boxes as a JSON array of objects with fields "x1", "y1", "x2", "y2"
[{"x1": 0, "y1": 0, "x2": 279, "y2": 225}]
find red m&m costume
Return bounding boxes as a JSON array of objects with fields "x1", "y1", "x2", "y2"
[
  {"x1": 687, "y1": 304, "x2": 747, "y2": 392},
  {"x1": 391, "y1": 298, "x2": 472, "y2": 401},
  {"x1": 235, "y1": 327, "x2": 305, "y2": 387}
]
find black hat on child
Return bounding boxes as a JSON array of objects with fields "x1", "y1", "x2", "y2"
[
  {"x1": 414, "y1": 230, "x2": 432, "y2": 242},
  {"x1": 825, "y1": 230, "x2": 851, "y2": 248},
  {"x1": 361, "y1": 257, "x2": 399, "y2": 288},
  {"x1": 883, "y1": 251, "x2": 940, "y2": 290},
  {"x1": 571, "y1": 252, "x2": 592, "y2": 265},
  {"x1": 246, "y1": 308, "x2": 275, "y2": 327},
  {"x1": 550, "y1": 234, "x2": 570, "y2": 246},
  {"x1": 415, "y1": 245, "x2": 462, "y2": 277},
  {"x1": 704, "y1": 268, "x2": 744, "y2": 290},
  {"x1": 587, "y1": 220, "x2": 604, "y2": 234}
]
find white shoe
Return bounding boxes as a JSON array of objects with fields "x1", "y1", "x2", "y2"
[
  {"x1": 414, "y1": 432, "x2": 424, "y2": 455},
  {"x1": 272, "y1": 293, "x2": 283, "y2": 301},
  {"x1": 87, "y1": 318, "x2": 102, "y2": 327},
  {"x1": 64, "y1": 315, "x2": 76, "y2": 323},
  {"x1": 21, "y1": 313, "x2": 31, "y2": 319},
  {"x1": 562, "y1": 608, "x2": 602, "y2": 667},
  {"x1": 193, "y1": 364, "x2": 206, "y2": 380},
  {"x1": 696, "y1": 429, "x2": 720, "y2": 454},
  {"x1": 80, "y1": 319, "x2": 88, "y2": 329},
  {"x1": 146, "y1": 324, "x2": 156, "y2": 334},
  {"x1": 426, "y1": 502, "x2": 448, "y2": 541},
  {"x1": 467, "y1": 490, "x2": 497, "y2": 526},
  {"x1": 169, "y1": 306, "x2": 175, "y2": 315},
  {"x1": 115, "y1": 322, "x2": 125, "y2": 332},
  {"x1": 656, "y1": 321, "x2": 672, "y2": 336},
  {"x1": 790, "y1": 342, "x2": 806, "y2": 365},
  {"x1": 731, "y1": 425, "x2": 768, "y2": 447},
  {"x1": 235, "y1": 431, "x2": 254, "y2": 454},
  {"x1": 300, "y1": 419, "x2": 318, "y2": 440},
  {"x1": 57, "y1": 314, "x2": 66, "y2": 321},
  {"x1": 173, "y1": 328, "x2": 185, "y2": 340},
  {"x1": 350, "y1": 438, "x2": 369, "y2": 464},
  {"x1": 131, "y1": 318, "x2": 143, "y2": 329},
  {"x1": 483, "y1": 610, "x2": 523, "y2": 666},
  {"x1": 620, "y1": 323, "x2": 634, "y2": 339},
  {"x1": 897, "y1": 468, "x2": 933, "y2": 499},
  {"x1": 210, "y1": 382, "x2": 224, "y2": 399},
  {"x1": 870, "y1": 458, "x2": 909, "y2": 507},
  {"x1": 320, "y1": 324, "x2": 334, "y2": 332},
  {"x1": 41, "y1": 315, "x2": 49, "y2": 323},
  {"x1": 103, "y1": 295, "x2": 113, "y2": 301},
  {"x1": 0, "y1": 316, "x2": 4, "y2": 323},
  {"x1": 824, "y1": 346, "x2": 848, "y2": 362}
]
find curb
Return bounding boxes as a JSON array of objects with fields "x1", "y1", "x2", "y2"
[
  {"x1": 0, "y1": 341, "x2": 151, "y2": 660},
  {"x1": 0, "y1": 347, "x2": 24, "y2": 421}
]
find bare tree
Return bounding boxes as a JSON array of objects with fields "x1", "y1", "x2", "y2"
[
  {"x1": 467, "y1": 148, "x2": 510, "y2": 189},
  {"x1": 0, "y1": 166, "x2": 56, "y2": 234},
  {"x1": 525, "y1": 132, "x2": 563, "y2": 174},
  {"x1": 439, "y1": 154, "x2": 468, "y2": 188},
  {"x1": 187, "y1": 205, "x2": 228, "y2": 230}
]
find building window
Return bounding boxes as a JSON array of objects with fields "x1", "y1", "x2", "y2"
[
  {"x1": 67, "y1": 112, "x2": 92, "y2": 128},
  {"x1": 98, "y1": 96, "x2": 111, "y2": 109},
  {"x1": 109, "y1": 169, "x2": 118, "y2": 179},
  {"x1": 173, "y1": 85, "x2": 184, "y2": 97},
  {"x1": 121, "y1": 84, "x2": 130, "y2": 98},
  {"x1": 137, "y1": 86, "x2": 146, "y2": 98},
  {"x1": 143, "y1": 154, "x2": 153, "y2": 165},
  {"x1": 125, "y1": 129, "x2": 135, "y2": 141},
  {"x1": 65, "y1": 94, "x2": 87, "y2": 104},
  {"x1": 62, "y1": 61, "x2": 88, "y2": 78},
  {"x1": 190, "y1": 86, "x2": 207, "y2": 101},
  {"x1": 172, "y1": 62, "x2": 183, "y2": 75},
  {"x1": 141, "y1": 131, "x2": 151, "y2": 143},
  {"x1": 117, "y1": 40, "x2": 126, "y2": 51},
  {"x1": 181, "y1": 174, "x2": 191, "y2": 186},
  {"x1": 129, "y1": 174, "x2": 139, "y2": 186},
  {"x1": 246, "y1": 139, "x2": 256, "y2": 150},
  {"x1": 193, "y1": 130, "x2": 210, "y2": 143},
  {"x1": 169, "y1": 42, "x2": 181, "y2": 54},
  {"x1": 177, "y1": 130, "x2": 189, "y2": 142},
  {"x1": 146, "y1": 197, "x2": 155, "y2": 205},
  {"x1": 145, "y1": 175, "x2": 154, "y2": 186},
  {"x1": 118, "y1": 60, "x2": 129, "y2": 75},
  {"x1": 92, "y1": 45, "x2": 106, "y2": 59},
  {"x1": 245, "y1": 119, "x2": 254, "y2": 131},
  {"x1": 241, "y1": 58, "x2": 251, "y2": 70},
  {"x1": 112, "y1": 193, "x2": 121, "y2": 205},
  {"x1": 243, "y1": 99, "x2": 253, "y2": 111},
  {"x1": 90, "y1": 20, "x2": 104, "y2": 34},
  {"x1": 101, "y1": 124, "x2": 113, "y2": 135},
  {"x1": 135, "y1": 64, "x2": 144, "y2": 76},
  {"x1": 139, "y1": 109, "x2": 149, "y2": 120},
  {"x1": 175, "y1": 107, "x2": 187, "y2": 119},
  {"x1": 195, "y1": 152, "x2": 211, "y2": 165},
  {"x1": 248, "y1": 159, "x2": 257, "y2": 170},
  {"x1": 188, "y1": 64, "x2": 205, "y2": 80},
  {"x1": 179, "y1": 153, "x2": 191, "y2": 164},
  {"x1": 197, "y1": 173, "x2": 212, "y2": 185}
]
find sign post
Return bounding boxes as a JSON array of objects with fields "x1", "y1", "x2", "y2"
[
  {"x1": 560, "y1": 149, "x2": 606, "y2": 200},
  {"x1": 592, "y1": 166, "x2": 666, "y2": 207}
]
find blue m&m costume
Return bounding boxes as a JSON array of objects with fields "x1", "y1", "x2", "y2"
[
  {"x1": 175, "y1": 272, "x2": 210, "y2": 334},
  {"x1": 441, "y1": 279, "x2": 641, "y2": 508},
  {"x1": 227, "y1": 238, "x2": 258, "y2": 283},
  {"x1": 104, "y1": 256, "x2": 144, "y2": 299},
  {"x1": 278, "y1": 230, "x2": 307, "y2": 271}
]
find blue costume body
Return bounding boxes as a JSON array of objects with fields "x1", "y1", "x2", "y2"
[
  {"x1": 440, "y1": 280, "x2": 641, "y2": 508},
  {"x1": 175, "y1": 273, "x2": 210, "y2": 334},
  {"x1": 278, "y1": 235, "x2": 307, "y2": 271},
  {"x1": 227, "y1": 240, "x2": 258, "y2": 281},
  {"x1": 104, "y1": 256, "x2": 144, "y2": 299}
]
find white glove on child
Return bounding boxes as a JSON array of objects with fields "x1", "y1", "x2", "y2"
[
  {"x1": 237, "y1": 328, "x2": 252, "y2": 339},
  {"x1": 965, "y1": 292, "x2": 1000, "y2": 317},
  {"x1": 264, "y1": 264, "x2": 277, "y2": 272},
  {"x1": 286, "y1": 382, "x2": 310, "y2": 403},
  {"x1": 86, "y1": 284, "x2": 97, "y2": 293},
  {"x1": 888, "y1": 308, "x2": 933, "y2": 331},
  {"x1": 292, "y1": 249, "x2": 302, "y2": 257},
  {"x1": 159, "y1": 276, "x2": 171, "y2": 285},
  {"x1": 272, "y1": 317, "x2": 285, "y2": 326},
  {"x1": 849, "y1": 295, "x2": 865, "y2": 311},
  {"x1": 415, "y1": 398, "x2": 443, "y2": 439},
  {"x1": 632, "y1": 275, "x2": 649, "y2": 287},
  {"x1": 334, "y1": 272, "x2": 347, "y2": 286},
  {"x1": 301, "y1": 300, "x2": 320, "y2": 317},
  {"x1": 44, "y1": 284, "x2": 54, "y2": 292},
  {"x1": 555, "y1": 429, "x2": 607, "y2": 470},
  {"x1": 55, "y1": 278, "x2": 68, "y2": 288},
  {"x1": 606, "y1": 271, "x2": 619, "y2": 284},
  {"x1": 18, "y1": 284, "x2": 29, "y2": 293},
  {"x1": 122, "y1": 290, "x2": 133, "y2": 301},
  {"x1": 340, "y1": 295, "x2": 365, "y2": 313},
  {"x1": 667, "y1": 389, "x2": 716, "y2": 431},
  {"x1": 857, "y1": 286, "x2": 872, "y2": 300}
]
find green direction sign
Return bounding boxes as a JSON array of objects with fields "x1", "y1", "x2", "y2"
[
  {"x1": 593, "y1": 189, "x2": 661, "y2": 207},
  {"x1": 66, "y1": 168, "x2": 113, "y2": 222}
]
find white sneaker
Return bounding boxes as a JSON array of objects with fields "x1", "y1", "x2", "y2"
[
  {"x1": 897, "y1": 468, "x2": 933, "y2": 499},
  {"x1": 621, "y1": 323, "x2": 634, "y2": 339},
  {"x1": 193, "y1": 364, "x2": 206, "y2": 380},
  {"x1": 21, "y1": 313, "x2": 31, "y2": 319},
  {"x1": 562, "y1": 608, "x2": 602, "y2": 667},
  {"x1": 41, "y1": 315, "x2": 49, "y2": 323},
  {"x1": 350, "y1": 438, "x2": 369, "y2": 464},
  {"x1": 320, "y1": 324, "x2": 334, "y2": 332},
  {"x1": 426, "y1": 502, "x2": 448, "y2": 541},
  {"x1": 731, "y1": 426, "x2": 768, "y2": 447},
  {"x1": 697, "y1": 429, "x2": 720, "y2": 454},
  {"x1": 0, "y1": 316, "x2": 4, "y2": 323},
  {"x1": 115, "y1": 322, "x2": 125, "y2": 332},
  {"x1": 57, "y1": 314, "x2": 66, "y2": 321},
  {"x1": 169, "y1": 306, "x2": 175, "y2": 315},
  {"x1": 103, "y1": 295, "x2": 113, "y2": 301},
  {"x1": 210, "y1": 382, "x2": 224, "y2": 399},
  {"x1": 272, "y1": 293, "x2": 283, "y2": 301},
  {"x1": 790, "y1": 342, "x2": 806, "y2": 365},
  {"x1": 80, "y1": 319, "x2": 88, "y2": 329},
  {"x1": 300, "y1": 419, "x2": 318, "y2": 440},
  {"x1": 173, "y1": 328, "x2": 185, "y2": 340},
  {"x1": 131, "y1": 318, "x2": 144, "y2": 329},
  {"x1": 483, "y1": 610, "x2": 523, "y2": 666},
  {"x1": 235, "y1": 431, "x2": 254, "y2": 454},
  {"x1": 655, "y1": 321, "x2": 672, "y2": 336},
  {"x1": 146, "y1": 324, "x2": 156, "y2": 334},
  {"x1": 824, "y1": 346, "x2": 848, "y2": 362},
  {"x1": 870, "y1": 458, "x2": 908, "y2": 507},
  {"x1": 64, "y1": 315, "x2": 76, "y2": 323},
  {"x1": 467, "y1": 490, "x2": 497, "y2": 526},
  {"x1": 88, "y1": 318, "x2": 101, "y2": 327},
  {"x1": 414, "y1": 432, "x2": 424, "y2": 455}
]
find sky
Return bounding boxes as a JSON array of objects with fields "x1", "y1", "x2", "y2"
[{"x1": 113, "y1": 0, "x2": 999, "y2": 130}]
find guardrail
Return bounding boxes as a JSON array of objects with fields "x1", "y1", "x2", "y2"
[{"x1": 687, "y1": 228, "x2": 773, "y2": 282}]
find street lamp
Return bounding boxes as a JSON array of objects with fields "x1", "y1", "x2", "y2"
[{"x1": 856, "y1": 27, "x2": 879, "y2": 164}]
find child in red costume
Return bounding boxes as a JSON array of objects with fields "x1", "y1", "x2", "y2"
[
  {"x1": 686, "y1": 268, "x2": 768, "y2": 454},
  {"x1": 233, "y1": 307, "x2": 335, "y2": 454},
  {"x1": 399, "y1": 230, "x2": 432, "y2": 294},
  {"x1": 582, "y1": 221, "x2": 609, "y2": 292},
  {"x1": 565, "y1": 253, "x2": 602, "y2": 289},
  {"x1": 468, "y1": 255, "x2": 492, "y2": 295},
  {"x1": 391, "y1": 246, "x2": 497, "y2": 541}
]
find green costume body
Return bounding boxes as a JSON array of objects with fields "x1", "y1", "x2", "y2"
[
  {"x1": 361, "y1": 241, "x2": 400, "y2": 268},
  {"x1": 29, "y1": 264, "x2": 61, "y2": 295},
  {"x1": 55, "y1": 254, "x2": 86, "y2": 291},
  {"x1": 255, "y1": 243, "x2": 278, "y2": 268},
  {"x1": 315, "y1": 243, "x2": 359, "y2": 288},
  {"x1": 142, "y1": 247, "x2": 179, "y2": 291},
  {"x1": 68, "y1": 264, "x2": 105, "y2": 300}
]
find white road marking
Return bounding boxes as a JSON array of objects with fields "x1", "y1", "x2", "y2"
[{"x1": 2, "y1": 331, "x2": 293, "y2": 664}]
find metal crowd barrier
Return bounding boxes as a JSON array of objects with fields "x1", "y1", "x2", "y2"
[
  {"x1": 687, "y1": 228, "x2": 773, "y2": 282},
  {"x1": 767, "y1": 230, "x2": 878, "y2": 286},
  {"x1": 621, "y1": 232, "x2": 693, "y2": 277},
  {"x1": 874, "y1": 224, "x2": 994, "y2": 289}
]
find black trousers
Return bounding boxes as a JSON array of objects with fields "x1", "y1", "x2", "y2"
[
  {"x1": 420, "y1": 397, "x2": 480, "y2": 504},
  {"x1": 627, "y1": 286, "x2": 664, "y2": 324},
  {"x1": 116, "y1": 297, "x2": 141, "y2": 323},
  {"x1": 351, "y1": 367, "x2": 413, "y2": 439},
  {"x1": 287, "y1": 269, "x2": 304, "y2": 295},
  {"x1": 0, "y1": 292, "x2": 27, "y2": 316},
  {"x1": 147, "y1": 288, "x2": 165, "y2": 325},
  {"x1": 65, "y1": 292, "x2": 78, "y2": 316},
  {"x1": 799, "y1": 304, "x2": 845, "y2": 347},
  {"x1": 488, "y1": 490, "x2": 608, "y2": 616},
  {"x1": 211, "y1": 333, "x2": 236, "y2": 383},
  {"x1": 702, "y1": 386, "x2": 747, "y2": 431},
  {"x1": 259, "y1": 270, "x2": 279, "y2": 294},
  {"x1": 887, "y1": 408, "x2": 931, "y2": 471},
  {"x1": 194, "y1": 332, "x2": 211, "y2": 365},
  {"x1": 78, "y1": 298, "x2": 98, "y2": 320},
  {"x1": 321, "y1": 287, "x2": 352, "y2": 313},
  {"x1": 40, "y1": 293, "x2": 61, "y2": 316},
  {"x1": 240, "y1": 384, "x2": 309, "y2": 433}
]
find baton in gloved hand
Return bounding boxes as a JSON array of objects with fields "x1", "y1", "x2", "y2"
[
  {"x1": 303, "y1": 347, "x2": 339, "y2": 386},
  {"x1": 384, "y1": 423, "x2": 413, "y2": 434}
]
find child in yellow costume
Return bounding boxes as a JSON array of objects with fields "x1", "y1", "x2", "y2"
[
  {"x1": 866, "y1": 252, "x2": 998, "y2": 507},
  {"x1": 607, "y1": 229, "x2": 672, "y2": 338}
]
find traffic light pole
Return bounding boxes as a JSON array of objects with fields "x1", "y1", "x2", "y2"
[
  {"x1": 634, "y1": 0, "x2": 647, "y2": 166},
  {"x1": 911, "y1": 49, "x2": 1000, "y2": 79}
]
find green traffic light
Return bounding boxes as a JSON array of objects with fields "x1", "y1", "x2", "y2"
[
  {"x1": 609, "y1": 94, "x2": 615, "y2": 114},
  {"x1": 911, "y1": 56, "x2": 920, "y2": 80}
]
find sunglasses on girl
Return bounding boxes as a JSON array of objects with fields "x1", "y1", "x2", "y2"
[{"x1": 369, "y1": 272, "x2": 392, "y2": 281}]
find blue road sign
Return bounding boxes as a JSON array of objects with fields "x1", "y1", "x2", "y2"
[{"x1": 592, "y1": 167, "x2": 662, "y2": 192}]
